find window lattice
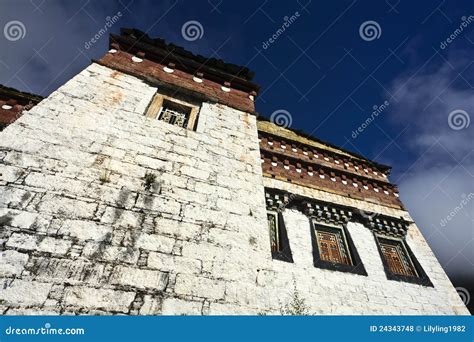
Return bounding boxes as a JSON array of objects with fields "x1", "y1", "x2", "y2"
[
  {"x1": 267, "y1": 212, "x2": 280, "y2": 252},
  {"x1": 158, "y1": 106, "x2": 189, "y2": 128},
  {"x1": 315, "y1": 225, "x2": 352, "y2": 265},
  {"x1": 379, "y1": 239, "x2": 416, "y2": 277}
]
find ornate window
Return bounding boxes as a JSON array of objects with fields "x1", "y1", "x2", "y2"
[
  {"x1": 145, "y1": 93, "x2": 200, "y2": 130},
  {"x1": 266, "y1": 211, "x2": 293, "y2": 263},
  {"x1": 378, "y1": 237, "x2": 416, "y2": 276},
  {"x1": 309, "y1": 220, "x2": 367, "y2": 275},
  {"x1": 314, "y1": 224, "x2": 352, "y2": 265},
  {"x1": 374, "y1": 234, "x2": 433, "y2": 286}
]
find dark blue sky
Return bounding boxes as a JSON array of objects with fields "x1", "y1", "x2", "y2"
[{"x1": 1, "y1": 0, "x2": 473, "y2": 306}]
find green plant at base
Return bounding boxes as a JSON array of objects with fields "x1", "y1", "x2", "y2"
[{"x1": 280, "y1": 279, "x2": 310, "y2": 315}]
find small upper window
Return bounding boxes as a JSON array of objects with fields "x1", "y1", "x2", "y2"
[
  {"x1": 145, "y1": 93, "x2": 200, "y2": 130},
  {"x1": 158, "y1": 99, "x2": 192, "y2": 128}
]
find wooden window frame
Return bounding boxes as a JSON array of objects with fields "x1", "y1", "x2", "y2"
[
  {"x1": 374, "y1": 234, "x2": 433, "y2": 287},
  {"x1": 309, "y1": 220, "x2": 367, "y2": 276},
  {"x1": 378, "y1": 236, "x2": 418, "y2": 277},
  {"x1": 314, "y1": 224, "x2": 353, "y2": 266},
  {"x1": 145, "y1": 93, "x2": 200, "y2": 130},
  {"x1": 267, "y1": 210, "x2": 280, "y2": 253},
  {"x1": 266, "y1": 210, "x2": 293, "y2": 263}
]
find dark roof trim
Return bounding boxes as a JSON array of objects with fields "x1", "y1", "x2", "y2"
[
  {"x1": 257, "y1": 115, "x2": 391, "y2": 172},
  {"x1": 110, "y1": 28, "x2": 260, "y2": 94},
  {"x1": 0, "y1": 85, "x2": 43, "y2": 104},
  {"x1": 260, "y1": 149, "x2": 393, "y2": 188}
]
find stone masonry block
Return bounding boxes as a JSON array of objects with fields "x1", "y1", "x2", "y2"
[
  {"x1": 30, "y1": 257, "x2": 107, "y2": 285},
  {"x1": 37, "y1": 237, "x2": 72, "y2": 255},
  {"x1": 161, "y1": 297, "x2": 203, "y2": 315},
  {"x1": 0, "y1": 279, "x2": 52, "y2": 306},
  {"x1": 147, "y1": 252, "x2": 201, "y2": 274},
  {"x1": 136, "y1": 234, "x2": 175, "y2": 253},
  {"x1": 111, "y1": 266, "x2": 169, "y2": 290},
  {"x1": 0, "y1": 165, "x2": 24, "y2": 183},
  {"x1": 38, "y1": 195, "x2": 97, "y2": 219},
  {"x1": 174, "y1": 274, "x2": 225, "y2": 300},
  {"x1": 6, "y1": 233, "x2": 37, "y2": 250},
  {"x1": 63, "y1": 286, "x2": 135, "y2": 313},
  {"x1": 0, "y1": 250, "x2": 29, "y2": 276},
  {"x1": 58, "y1": 220, "x2": 112, "y2": 241}
]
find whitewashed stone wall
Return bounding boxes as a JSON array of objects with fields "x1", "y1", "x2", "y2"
[
  {"x1": 0, "y1": 63, "x2": 468, "y2": 315},
  {"x1": 0, "y1": 63, "x2": 271, "y2": 315}
]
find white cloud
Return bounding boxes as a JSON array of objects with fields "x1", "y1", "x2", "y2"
[{"x1": 387, "y1": 50, "x2": 474, "y2": 278}]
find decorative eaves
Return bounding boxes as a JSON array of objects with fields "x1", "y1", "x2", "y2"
[{"x1": 265, "y1": 188, "x2": 409, "y2": 237}]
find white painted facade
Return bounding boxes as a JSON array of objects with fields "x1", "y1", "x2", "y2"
[{"x1": 0, "y1": 63, "x2": 468, "y2": 315}]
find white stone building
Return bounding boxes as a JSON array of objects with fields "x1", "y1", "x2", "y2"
[{"x1": 0, "y1": 28, "x2": 469, "y2": 315}]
